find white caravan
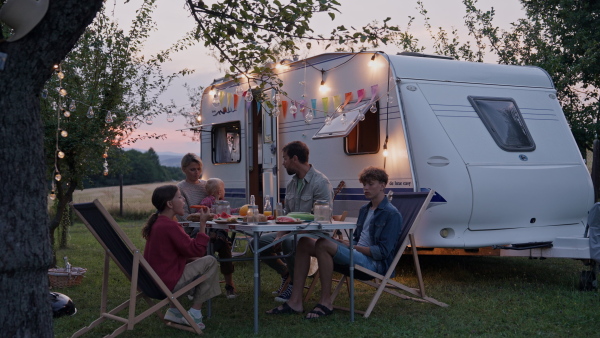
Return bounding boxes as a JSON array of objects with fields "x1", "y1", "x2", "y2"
[{"x1": 194, "y1": 52, "x2": 594, "y2": 258}]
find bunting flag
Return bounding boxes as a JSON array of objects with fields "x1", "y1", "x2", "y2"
[
  {"x1": 332, "y1": 95, "x2": 341, "y2": 112},
  {"x1": 227, "y1": 93, "x2": 232, "y2": 109},
  {"x1": 233, "y1": 94, "x2": 239, "y2": 109},
  {"x1": 342, "y1": 92, "x2": 353, "y2": 110},
  {"x1": 282, "y1": 100, "x2": 288, "y2": 119},
  {"x1": 355, "y1": 88, "x2": 365, "y2": 107},
  {"x1": 256, "y1": 101, "x2": 261, "y2": 115},
  {"x1": 369, "y1": 84, "x2": 379, "y2": 103},
  {"x1": 311, "y1": 98, "x2": 317, "y2": 113},
  {"x1": 219, "y1": 91, "x2": 226, "y2": 106},
  {"x1": 321, "y1": 97, "x2": 329, "y2": 115}
]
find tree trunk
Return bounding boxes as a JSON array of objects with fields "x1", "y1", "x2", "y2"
[{"x1": 0, "y1": 1, "x2": 104, "y2": 336}]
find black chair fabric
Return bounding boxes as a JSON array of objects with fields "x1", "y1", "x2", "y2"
[
  {"x1": 72, "y1": 202, "x2": 166, "y2": 299},
  {"x1": 333, "y1": 191, "x2": 430, "y2": 280}
]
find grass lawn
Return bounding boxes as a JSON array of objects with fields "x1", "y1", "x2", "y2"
[{"x1": 52, "y1": 219, "x2": 599, "y2": 337}]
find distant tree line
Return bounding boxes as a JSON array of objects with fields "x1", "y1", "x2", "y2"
[{"x1": 87, "y1": 148, "x2": 184, "y2": 188}]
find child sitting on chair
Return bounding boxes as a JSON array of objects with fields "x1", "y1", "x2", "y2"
[
  {"x1": 142, "y1": 185, "x2": 221, "y2": 330},
  {"x1": 200, "y1": 178, "x2": 238, "y2": 299}
]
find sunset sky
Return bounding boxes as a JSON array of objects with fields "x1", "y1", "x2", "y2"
[{"x1": 113, "y1": 0, "x2": 524, "y2": 155}]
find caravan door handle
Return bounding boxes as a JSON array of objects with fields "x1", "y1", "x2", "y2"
[{"x1": 427, "y1": 156, "x2": 450, "y2": 167}]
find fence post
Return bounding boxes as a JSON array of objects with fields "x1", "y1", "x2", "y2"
[{"x1": 120, "y1": 173, "x2": 124, "y2": 216}]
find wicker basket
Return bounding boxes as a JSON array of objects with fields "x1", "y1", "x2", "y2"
[{"x1": 48, "y1": 267, "x2": 87, "y2": 289}]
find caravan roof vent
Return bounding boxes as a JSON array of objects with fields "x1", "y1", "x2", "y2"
[{"x1": 397, "y1": 52, "x2": 454, "y2": 60}]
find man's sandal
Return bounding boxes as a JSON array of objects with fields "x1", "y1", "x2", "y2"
[
  {"x1": 305, "y1": 303, "x2": 333, "y2": 320},
  {"x1": 266, "y1": 302, "x2": 302, "y2": 315}
]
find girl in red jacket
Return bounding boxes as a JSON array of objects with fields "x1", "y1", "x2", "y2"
[{"x1": 142, "y1": 185, "x2": 220, "y2": 329}]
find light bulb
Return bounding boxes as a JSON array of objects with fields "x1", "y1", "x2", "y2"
[
  {"x1": 245, "y1": 91, "x2": 253, "y2": 102},
  {"x1": 57, "y1": 72, "x2": 65, "y2": 80},
  {"x1": 61, "y1": 130, "x2": 68, "y2": 137},
  {"x1": 272, "y1": 107, "x2": 280, "y2": 117},
  {"x1": 358, "y1": 112, "x2": 365, "y2": 121},
  {"x1": 146, "y1": 117, "x2": 153, "y2": 125},
  {"x1": 102, "y1": 153, "x2": 108, "y2": 158},
  {"x1": 103, "y1": 169, "x2": 109, "y2": 176},
  {"x1": 235, "y1": 86, "x2": 244, "y2": 95},
  {"x1": 335, "y1": 104, "x2": 343, "y2": 113},
  {"x1": 105, "y1": 111, "x2": 113, "y2": 123},
  {"x1": 212, "y1": 94, "x2": 220, "y2": 108},
  {"x1": 167, "y1": 113, "x2": 175, "y2": 123},
  {"x1": 209, "y1": 87, "x2": 216, "y2": 96},
  {"x1": 370, "y1": 104, "x2": 377, "y2": 113},
  {"x1": 55, "y1": 174, "x2": 62, "y2": 181},
  {"x1": 69, "y1": 100, "x2": 76, "y2": 111},
  {"x1": 87, "y1": 106, "x2": 94, "y2": 118},
  {"x1": 304, "y1": 110, "x2": 314, "y2": 123},
  {"x1": 63, "y1": 110, "x2": 70, "y2": 118},
  {"x1": 49, "y1": 192, "x2": 56, "y2": 200},
  {"x1": 290, "y1": 103, "x2": 298, "y2": 115},
  {"x1": 383, "y1": 148, "x2": 389, "y2": 157},
  {"x1": 57, "y1": 151, "x2": 65, "y2": 159},
  {"x1": 196, "y1": 115, "x2": 202, "y2": 123},
  {"x1": 340, "y1": 113, "x2": 347, "y2": 124},
  {"x1": 388, "y1": 95, "x2": 394, "y2": 104},
  {"x1": 103, "y1": 161, "x2": 108, "y2": 168},
  {"x1": 59, "y1": 88, "x2": 67, "y2": 97},
  {"x1": 325, "y1": 115, "x2": 332, "y2": 125}
]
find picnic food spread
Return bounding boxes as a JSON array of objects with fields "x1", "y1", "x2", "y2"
[{"x1": 275, "y1": 216, "x2": 302, "y2": 223}]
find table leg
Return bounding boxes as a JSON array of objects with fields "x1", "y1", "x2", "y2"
[
  {"x1": 349, "y1": 228, "x2": 354, "y2": 322},
  {"x1": 253, "y1": 231, "x2": 260, "y2": 333}
]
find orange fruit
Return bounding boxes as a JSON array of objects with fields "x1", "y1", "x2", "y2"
[{"x1": 239, "y1": 204, "x2": 249, "y2": 216}]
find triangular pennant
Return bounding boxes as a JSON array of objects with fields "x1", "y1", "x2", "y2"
[
  {"x1": 333, "y1": 95, "x2": 341, "y2": 111},
  {"x1": 322, "y1": 97, "x2": 329, "y2": 115},
  {"x1": 282, "y1": 100, "x2": 288, "y2": 119},
  {"x1": 355, "y1": 88, "x2": 365, "y2": 107},
  {"x1": 342, "y1": 92, "x2": 353, "y2": 110},
  {"x1": 233, "y1": 94, "x2": 239, "y2": 109},
  {"x1": 370, "y1": 84, "x2": 379, "y2": 103},
  {"x1": 227, "y1": 93, "x2": 232, "y2": 109}
]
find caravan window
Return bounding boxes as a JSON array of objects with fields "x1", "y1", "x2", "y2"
[
  {"x1": 211, "y1": 122, "x2": 241, "y2": 164},
  {"x1": 345, "y1": 101, "x2": 380, "y2": 155},
  {"x1": 468, "y1": 96, "x2": 535, "y2": 152}
]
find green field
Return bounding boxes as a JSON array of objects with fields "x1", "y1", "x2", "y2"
[{"x1": 52, "y1": 184, "x2": 599, "y2": 337}]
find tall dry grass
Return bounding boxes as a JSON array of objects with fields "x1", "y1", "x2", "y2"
[{"x1": 70, "y1": 181, "x2": 176, "y2": 217}]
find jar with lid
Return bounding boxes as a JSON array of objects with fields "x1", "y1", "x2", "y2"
[{"x1": 313, "y1": 200, "x2": 331, "y2": 223}]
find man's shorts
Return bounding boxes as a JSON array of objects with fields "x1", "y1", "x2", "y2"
[{"x1": 332, "y1": 244, "x2": 381, "y2": 274}]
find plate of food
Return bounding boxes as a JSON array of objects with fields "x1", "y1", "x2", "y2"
[
  {"x1": 214, "y1": 216, "x2": 238, "y2": 224},
  {"x1": 275, "y1": 216, "x2": 303, "y2": 224}
]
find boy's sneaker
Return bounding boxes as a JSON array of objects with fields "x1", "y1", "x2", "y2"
[
  {"x1": 272, "y1": 274, "x2": 289, "y2": 295},
  {"x1": 274, "y1": 283, "x2": 293, "y2": 302},
  {"x1": 164, "y1": 308, "x2": 185, "y2": 325},
  {"x1": 225, "y1": 284, "x2": 238, "y2": 299},
  {"x1": 181, "y1": 310, "x2": 206, "y2": 330}
]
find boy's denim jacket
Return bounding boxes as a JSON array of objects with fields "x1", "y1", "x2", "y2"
[{"x1": 353, "y1": 196, "x2": 403, "y2": 274}]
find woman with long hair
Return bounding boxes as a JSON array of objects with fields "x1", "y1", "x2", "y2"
[{"x1": 142, "y1": 185, "x2": 220, "y2": 329}]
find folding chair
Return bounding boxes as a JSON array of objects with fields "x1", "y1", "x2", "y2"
[
  {"x1": 321, "y1": 191, "x2": 448, "y2": 317},
  {"x1": 70, "y1": 200, "x2": 209, "y2": 336}
]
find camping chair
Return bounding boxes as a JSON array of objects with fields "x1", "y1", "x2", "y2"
[
  {"x1": 70, "y1": 200, "x2": 209, "y2": 336},
  {"x1": 308, "y1": 190, "x2": 448, "y2": 317}
]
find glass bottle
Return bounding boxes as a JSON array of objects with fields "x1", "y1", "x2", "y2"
[{"x1": 263, "y1": 195, "x2": 272, "y2": 217}]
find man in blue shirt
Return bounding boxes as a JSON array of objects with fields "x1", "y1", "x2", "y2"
[{"x1": 267, "y1": 166, "x2": 402, "y2": 319}]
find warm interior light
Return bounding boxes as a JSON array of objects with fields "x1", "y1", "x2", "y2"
[
  {"x1": 208, "y1": 86, "x2": 216, "y2": 96},
  {"x1": 383, "y1": 147, "x2": 388, "y2": 157}
]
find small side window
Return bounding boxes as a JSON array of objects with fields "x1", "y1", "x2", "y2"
[
  {"x1": 345, "y1": 101, "x2": 379, "y2": 155},
  {"x1": 468, "y1": 96, "x2": 535, "y2": 152},
  {"x1": 212, "y1": 122, "x2": 241, "y2": 164}
]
